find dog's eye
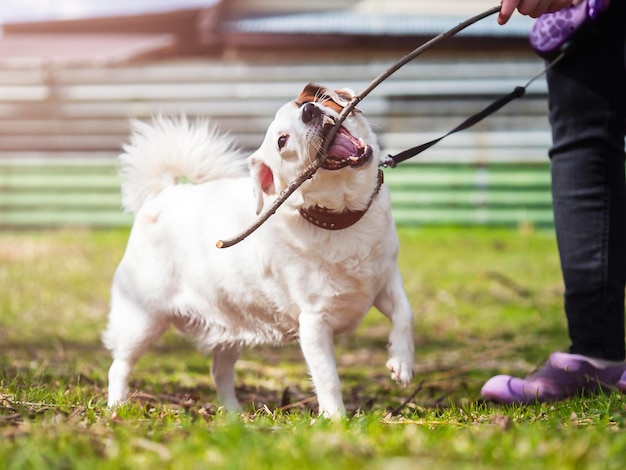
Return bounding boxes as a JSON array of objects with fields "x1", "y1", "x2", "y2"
[{"x1": 278, "y1": 134, "x2": 288, "y2": 150}]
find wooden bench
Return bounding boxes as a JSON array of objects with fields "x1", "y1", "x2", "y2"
[
  {"x1": 0, "y1": 56, "x2": 554, "y2": 229},
  {"x1": 0, "y1": 158, "x2": 551, "y2": 229}
]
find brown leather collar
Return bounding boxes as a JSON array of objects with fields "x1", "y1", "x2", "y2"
[{"x1": 298, "y1": 169, "x2": 384, "y2": 230}]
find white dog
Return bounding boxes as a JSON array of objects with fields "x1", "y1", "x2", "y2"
[{"x1": 103, "y1": 84, "x2": 415, "y2": 417}]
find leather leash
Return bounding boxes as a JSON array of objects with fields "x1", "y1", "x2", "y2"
[{"x1": 379, "y1": 52, "x2": 565, "y2": 169}]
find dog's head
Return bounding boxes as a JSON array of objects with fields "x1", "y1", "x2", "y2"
[{"x1": 249, "y1": 83, "x2": 379, "y2": 215}]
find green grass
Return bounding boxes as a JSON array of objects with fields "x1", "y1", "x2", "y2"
[{"x1": 1, "y1": 227, "x2": 625, "y2": 469}]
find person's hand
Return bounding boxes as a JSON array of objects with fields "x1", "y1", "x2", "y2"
[{"x1": 498, "y1": 0, "x2": 589, "y2": 25}]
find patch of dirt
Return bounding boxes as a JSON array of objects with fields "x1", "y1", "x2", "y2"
[{"x1": 0, "y1": 238, "x2": 59, "y2": 262}]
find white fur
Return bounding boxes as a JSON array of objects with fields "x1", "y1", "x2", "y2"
[{"x1": 103, "y1": 92, "x2": 415, "y2": 417}]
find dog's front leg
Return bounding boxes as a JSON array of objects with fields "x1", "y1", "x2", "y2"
[
  {"x1": 375, "y1": 268, "x2": 415, "y2": 386},
  {"x1": 298, "y1": 312, "x2": 345, "y2": 417}
]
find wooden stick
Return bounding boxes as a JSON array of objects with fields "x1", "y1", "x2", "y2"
[
  {"x1": 390, "y1": 380, "x2": 425, "y2": 415},
  {"x1": 216, "y1": 5, "x2": 502, "y2": 248}
]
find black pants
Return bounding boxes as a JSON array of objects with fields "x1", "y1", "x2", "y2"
[{"x1": 547, "y1": 2, "x2": 626, "y2": 360}]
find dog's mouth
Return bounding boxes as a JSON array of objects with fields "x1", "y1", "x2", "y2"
[{"x1": 322, "y1": 124, "x2": 373, "y2": 171}]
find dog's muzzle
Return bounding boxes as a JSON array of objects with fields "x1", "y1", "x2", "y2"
[{"x1": 301, "y1": 103, "x2": 374, "y2": 171}]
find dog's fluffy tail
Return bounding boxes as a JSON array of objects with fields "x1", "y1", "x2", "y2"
[{"x1": 119, "y1": 116, "x2": 247, "y2": 214}]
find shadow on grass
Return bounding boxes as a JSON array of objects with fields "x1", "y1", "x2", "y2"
[{"x1": 1, "y1": 314, "x2": 569, "y2": 422}]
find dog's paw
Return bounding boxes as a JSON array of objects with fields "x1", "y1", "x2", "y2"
[
  {"x1": 386, "y1": 357, "x2": 414, "y2": 387},
  {"x1": 317, "y1": 402, "x2": 347, "y2": 419},
  {"x1": 220, "y1": 397, "x2": 243, "y2": 413}
]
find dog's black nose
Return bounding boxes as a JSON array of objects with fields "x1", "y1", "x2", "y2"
[{"x1": 301, "y1": 102, "x2": 322, "y2": 124}]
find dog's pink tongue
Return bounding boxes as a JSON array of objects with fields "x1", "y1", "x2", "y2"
[{"x1": 328, "y1": 129, "x2": 357, "y2": 158}]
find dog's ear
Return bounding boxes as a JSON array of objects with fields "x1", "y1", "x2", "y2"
[
  {"x1": 249, "y1": 153, "x2": 276, "y2": 215},
  {"x1": 333, "y1": 88, "x2": 361, "y2": 114},
  {"x1": 336, "y1": 87, "x2": 356, "y2": 101}
]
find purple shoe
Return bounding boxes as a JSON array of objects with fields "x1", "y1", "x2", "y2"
[{"x1": 481, "y1": 352, "x2": 626, "y2": 404}]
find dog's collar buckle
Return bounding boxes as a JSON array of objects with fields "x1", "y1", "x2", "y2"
[{"x1": 298, "y1": 169, "x2": 383, "y2": 230}]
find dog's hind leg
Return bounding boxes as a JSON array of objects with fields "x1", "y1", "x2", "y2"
[
  {"x1": 211, "y1": 344, "x2": 242, "y2": 412},
  {"x1": 298, "y1": 312, "x2": 346, "y2": 417},
  {"x1": 102, "y1": 288, "x2": 169, "y2": 408},
  {"x1": 374, "y1": 268, "x2": 415, "y2": 387}
]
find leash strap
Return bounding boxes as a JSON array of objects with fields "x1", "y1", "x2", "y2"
[{"x1": 379, "y1": 53, "x2": 565, "y2": 168}]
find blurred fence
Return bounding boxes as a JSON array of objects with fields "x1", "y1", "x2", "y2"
[{"x1": 0, "y1": 56, "x2": 554, "y2": 229}]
